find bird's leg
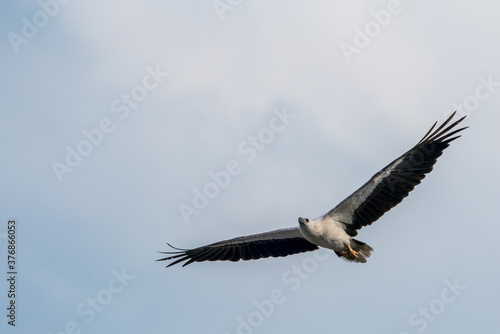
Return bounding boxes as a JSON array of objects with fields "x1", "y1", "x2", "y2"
[
  {"x1": 347, "y1": 244, "x2": 359, "y2": 258},
  {"x1": 339, "y1": 244, "x2": 359, "y2": 260}
]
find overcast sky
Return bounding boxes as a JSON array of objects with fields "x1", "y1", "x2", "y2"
[{"x1": 1, "y1": 1, "x2": 499, "y2": 333}]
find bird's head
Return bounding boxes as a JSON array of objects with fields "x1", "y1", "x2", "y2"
[{"x1": 298, "y1": 217, "x2": 310, "y2": 225}]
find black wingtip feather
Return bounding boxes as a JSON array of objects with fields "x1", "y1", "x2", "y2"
[
  {"x1": 418, "y1": 120, "x2": 438, "y2": 144},
  {"x1": 166, "y1": 243, "x2": 189, "y2": 251},
  {"x1": 417, "y1": 111, "x2": 466, "y2": 144}
]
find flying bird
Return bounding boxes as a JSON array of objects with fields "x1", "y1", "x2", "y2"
[{"x1": 158, "y1": 112, "x2": 467, "y2": 267}]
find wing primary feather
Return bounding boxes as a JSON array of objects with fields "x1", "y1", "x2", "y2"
[
  {"x1": 426, "y1": 112, "x2": 458, "y2": 140},
  {"x1": 438, "y1": 126, "x2": 468, "y2": 142},
  {"x1": 166, "y1": 243, "x2": 189, "y2": 251},
  {"x1": 181, "y1": 258, "x2": 198, "y2": 267},
  {"x1": 429, "y1": 117, "x2": 467, "y2": 141},
  {"x1": 167, "y1": 256, "x2": 191, "y2": 268},
  {"x1": 190, "y1": 248, "x2": 220, "y2": 262},
  {"x1": 417, "y1": 120, "x2": 438, "y2": 144}
]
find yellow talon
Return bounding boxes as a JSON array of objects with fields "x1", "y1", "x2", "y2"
[{"x1": 347, "y1": 245, "x2": 359, "y2": 258}]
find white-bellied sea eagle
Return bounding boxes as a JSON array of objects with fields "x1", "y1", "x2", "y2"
[{"x1": 158, "y1": 112, "x2": 467, "y2": 267}]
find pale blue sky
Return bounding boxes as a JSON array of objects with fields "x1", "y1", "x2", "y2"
[{"x1": 1, "y1": 1, "x2": 499, "y2": 334}]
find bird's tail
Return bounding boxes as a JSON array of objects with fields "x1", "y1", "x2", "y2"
[{"x1": 335, "y1": 239, "x2": 373, "y2": 263}]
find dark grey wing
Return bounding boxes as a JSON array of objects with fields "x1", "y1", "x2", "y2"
[
  {"x1": 326, "y1": 112, "x2": 467, "y2": 237},
  {"x1": 157, "y1": 227, "x2": 318, "y2": 267}
]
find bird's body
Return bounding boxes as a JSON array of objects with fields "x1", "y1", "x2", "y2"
[
  {"x1": 159, "y1": 112, "x2": 467, "y2": 267},
  {"x1": 299, "y1": 217, "x2": 350, "y2": 252}
]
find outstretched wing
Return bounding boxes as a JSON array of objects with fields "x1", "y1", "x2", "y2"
[
  {"x1": 326, "y1": 111, "x2": 467, "y2": 237},
  {"x1": 157, "y1": 227, "x2": 318, "y2": 267}
]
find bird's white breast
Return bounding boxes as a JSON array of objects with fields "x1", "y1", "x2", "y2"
[{"x1": 299, "y1": 217, "x2": 351, "y2": 251}]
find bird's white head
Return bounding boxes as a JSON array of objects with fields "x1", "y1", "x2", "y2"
[{"x1": 298, "y1": 217, "x2": 310, "y2": 225}]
